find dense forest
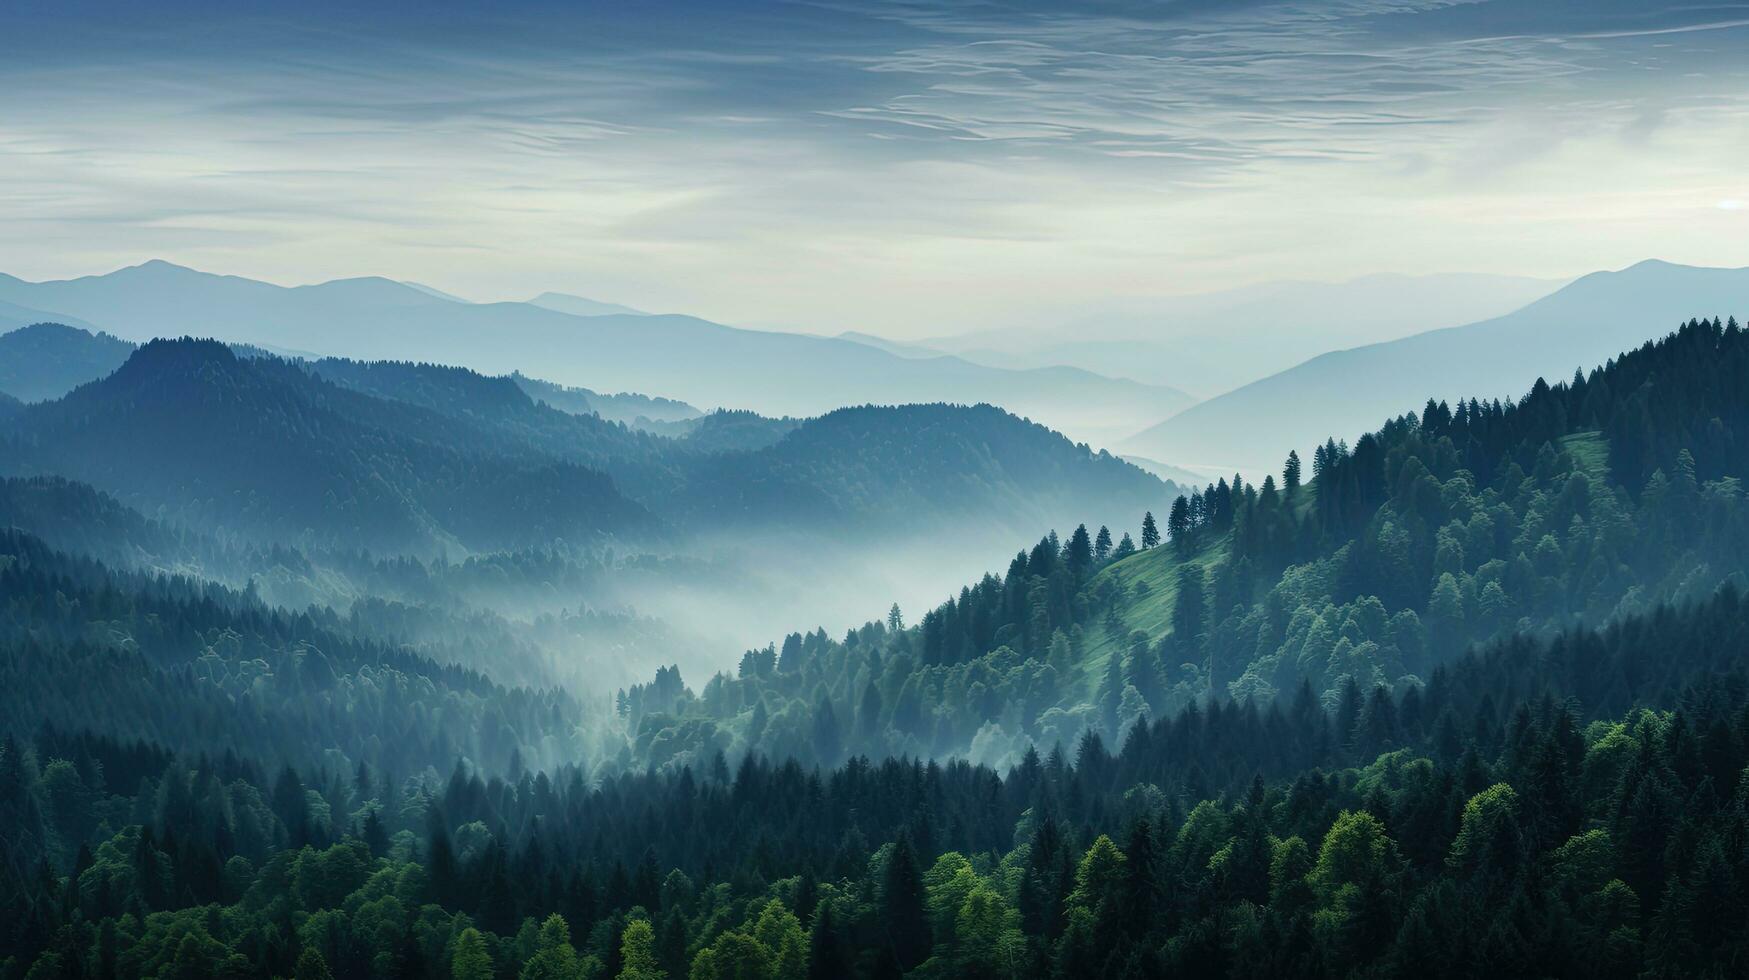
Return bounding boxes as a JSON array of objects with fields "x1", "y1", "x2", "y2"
[
  {"x1": 6, "y1": 317, "x2": 1749, "y2": 977},
  {"x1": 8, "y1": 587, "x2": 1749, "y2": 978}
]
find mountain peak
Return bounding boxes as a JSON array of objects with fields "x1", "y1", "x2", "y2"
[
  {"x1": 528, "y1": 291, "x2": 647, "y2": 318},
  {"x1": 125, "y1": 336, "x2": 241, "y2": 372},
  {"x1": 297, "y1": 275, "x2": 447, "y2": 306},
  {"x1": 115, "y1": 258, "x2": 205, "y2": 278},
  {"x1": 10, "y1": 320, "x2": 93, "y2": 339}
]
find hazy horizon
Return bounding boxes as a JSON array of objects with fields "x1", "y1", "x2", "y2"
[{"x1": 1, "y1": 254, "x2": 1585, "y2": 341}]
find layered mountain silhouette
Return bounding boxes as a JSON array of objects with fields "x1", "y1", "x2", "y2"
[
  {"x1": 1123, "y1": 260, "x2": 1749, "y2": 475},
  {"x1": 0, "y1": 321, "x2": 135, "y2": 402},
  {"x1": 0, "y1": 296, "x2": 104, "y2": 337},
  {"x1": 0, "y1": 261, "x2": 1194, "y2": 446},
  {"x1": 0, "y1": 334, "x2": 1175, "y2": 553},
  {"x1": 0, "y1": 339, "x2": 654, "y2": 554},
  {"x1": 527, "y1": 291, "x2": 649, "y2": 318},
  {"x1": 510, "y1": 373, "x2": 700, "y2": 427},
  {"x1": 924, "y1": 272, "x2": 1565, "y2": 392}
]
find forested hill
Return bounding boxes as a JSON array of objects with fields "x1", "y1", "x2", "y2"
[
  {"x1": 617, "y1": 317, "x2": 1749, "y2": 770},
  {"x1": 1, "y1": 332, "x2": 1174, "y2": 549},
  {"x1": 298, "y1": 354, "x2": 679, "y2": 494},
  {"x1": 0, "y1": 526, "x2": 601, "y2": 779},
  {"x1": 0, "y1": 322, "x2": 134, "y2": 403},
  {"x1": 307, "y1": 357, "x2": 1165, "y2": 535},
  {"x1": 0, "y1": 339, "x2": 655, "y2": 554},
  {"x1": 510, "y1": 372, "x2": 701, "y2": 428},
  {"x1": 659, "y1": 404, "x2": 1163, "y2": 532}
]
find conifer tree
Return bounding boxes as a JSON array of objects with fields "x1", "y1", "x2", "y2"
[
  {"x1": 1167, "y1": 495, "x2": 1191, "y2": 545},
  {"x1": 882, "y1": 833, "x2": 932, "y2": 970}
]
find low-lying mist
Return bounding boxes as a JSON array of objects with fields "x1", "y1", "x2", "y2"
[{"x1": 315, "y1": 514, "x2": 1151, "y2": 705}]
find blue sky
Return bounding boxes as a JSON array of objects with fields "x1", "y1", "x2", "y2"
[{"x1": 6, "y1": 0, "x2": 1749, "y2": 336}]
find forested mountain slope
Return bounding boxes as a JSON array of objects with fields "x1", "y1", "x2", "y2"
[
  {"x1": 304, "y1": 356, "x2": 1167, "y2": 536},
  {"x1": 1125, "y1": 260, "x2": 1749, "y2": 473},
  {"x1": 0, "y1": 322, "x2": 133, "y2": 403},
  {"x1": 659, "y1": 404, "x2": 1163, "y2": 534},
  {"x1": 0, "y1": 339, "x2": 653, "y2": 554},
  {"x1": 0, "y1": 527, "x2": 601, "y2": 781},
  {"x1": 510, "y1": 372, "x2": 699, "y2": 428},
  {"x1": 2, "y1": 337, "x2": 1174, "y2": 550},
  {"x1": 618, "y1": 317, "x2": 1749, "y2": 771}
]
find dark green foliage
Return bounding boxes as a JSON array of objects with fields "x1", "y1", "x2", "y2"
[{"x1": 8, "y1": 591, "x2": 1749, "y2": 976}]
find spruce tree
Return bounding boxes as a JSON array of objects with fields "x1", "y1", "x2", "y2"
[
  {"x1": 882, "y1": 832, "x2": 933, "y2": 970},
  {"x1": 1167, "y1": 495, "x2": 1191, "y2": 545}
]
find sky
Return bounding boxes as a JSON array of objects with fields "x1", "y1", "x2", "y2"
[{"x1": 5, "y1": 0, "x2": 1749, "y2": 339}]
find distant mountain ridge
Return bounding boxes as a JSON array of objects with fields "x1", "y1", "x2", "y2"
[
  {"x1": 0, "y1": 260, "x2": 1195, "y2": 446},
  {"x1": 920, "y1": 271, "x2": 1566, "y2": 392},
  {"x1": 0, "y1": 321, "x2": 134, "y2": 402},
  {"x1": 527, "y1": 291, "x2": 648, "y2": 317},
  {"x1": 511, "y1": 373, "x2": 700, "y2": 428},
  {"x1": 1123, "y1": 260, "x2": 1749, "y2": 475}
]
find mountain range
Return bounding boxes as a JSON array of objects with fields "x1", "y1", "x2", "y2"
[
  {"x1": 0, "y1": 329, "x2": 1176, "y2": 555},
  {"x1": 1122, "y1": 260, "x2": 1749, "y2": 475},
  {"x1": 0, "y1": 260, "x2": 1194, "y2": 447},
  {"x1": 0, "y1": 321, "x2": 134, "y2": 402},
  {"x1": 920, "y1": 272, "x2": 1567, "y2": 393}
]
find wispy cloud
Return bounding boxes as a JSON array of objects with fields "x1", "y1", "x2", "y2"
[{"x1": 2, "y1": 0, "x2": 1748, "y2": 335}]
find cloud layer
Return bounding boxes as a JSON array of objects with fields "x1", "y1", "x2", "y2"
[{"x1": 5, "y1": 0, "x2": 1748, "y2": 336}]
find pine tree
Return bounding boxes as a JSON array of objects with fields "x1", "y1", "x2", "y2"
[
  {"x1": 1170, "y1": 564, "x2": 1206, "y2": 654},
  {"x1": 811, "y1": 697, "x2": 843, "y2": 768},
  {"x1": 1067, "y1": 524, "x2": 1094, "y2": 577},
  {"x1": 1141, "y1": 512, "x2": 1161, "y2": 550},
  {"x1": 882, "y1": 832, "x2": 933, "y2": 970},
  {"x1": 1094, "y1": 525, "x2": 1113, "y2": 563},
  {"x1": 807, "y1": 904, "x2": 848, "y2": 980},
  {"x1": 1284, "y1": 450, "x2": 1302, "y2": 497},
  {"x1": 1167, "y1": 495, "x2": 1191, "y2": 544},
  {"x1": 1120, "y1": 818, "x2": 1161, "y2": 940},
  {"x1": 1100, "y1": 649, "x2": 1128, "y2": 738},
  {"x1": 361, "y1": 806, "x2": 389, "y2": 858}
]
